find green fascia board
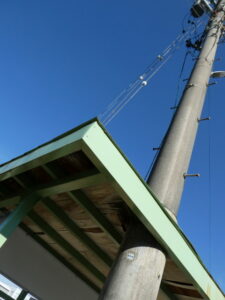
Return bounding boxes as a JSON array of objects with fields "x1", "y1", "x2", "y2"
[
  {"x1": 81, "y1": 121, "x2": 224, "y2": 300},
  {"x1": 0, "y1": 121, "x2": 96, "y2": 181},
  {"x1": 0, "y1": 118, "x2": 223, "y2": 299}
]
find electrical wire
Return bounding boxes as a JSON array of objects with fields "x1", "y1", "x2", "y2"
[
  {"x1": 99, "y1": 17, "x2": 206, "y2": 126},
  {"x1": 173, "y1": 50, "x2": 190, "y2": 108},
  {"x1": 144, "y1": 21, "x2": 208, "y2": 181}
]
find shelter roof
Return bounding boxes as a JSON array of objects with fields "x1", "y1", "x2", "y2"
[{"x1": 0, "y1": 118, "x2": 223, "y2": 300}]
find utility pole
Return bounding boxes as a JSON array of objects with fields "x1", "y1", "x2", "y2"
[{"x1": 99, "y1": 1, "x2": 225, "y2": 299}]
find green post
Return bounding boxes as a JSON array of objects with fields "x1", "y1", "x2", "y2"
[{"x1": 0, "y1": 193, "x2": 40, "y2": 247}]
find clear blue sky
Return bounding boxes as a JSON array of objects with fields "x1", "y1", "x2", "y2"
[{"x1": 1, "y1": 0, "x2": 225, "y2": 292}]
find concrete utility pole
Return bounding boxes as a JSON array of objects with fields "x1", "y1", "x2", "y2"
[{"x1": 99, "y1": 1, "x2": 225, "y2": 299}]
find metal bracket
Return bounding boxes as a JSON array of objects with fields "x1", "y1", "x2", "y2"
[
  {"x1": 198, "y1": 116, "x2": 211, "y2": 121},
  {"x1": 183, "y1": 173, "x2": 200, "y2": 178}
]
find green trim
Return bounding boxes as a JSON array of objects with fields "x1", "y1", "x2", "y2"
[
  {"x1": 34, "y1": 169, "x2": 106, "y2": 198},
  {"x1": 28, "y1": 211, "x2": 106, "y2": 283},
  {"x1": 0, "y1": 290, "x2": 14, "y2": 300},
  {"x1": 20, "y1": 224, "x2": 100, "y2": 293},
  {"x1": 0, "y1": 118, "x2": 98, "y2": 170},
  {"x1": 42, "y1": 198, "x2": 113, "y2": 267},
  {"x1": 17, "y1": 290, "x2": 28, "y2": 300},
  {"x1": 0, "y1": 169, "x2": 107, "y2": 209},
  {"x1": 0, "y1": 119, "x2": 100, "y2": 181},
  {"x1": 0, "y1": 193, "x2": 40, "y2": 247}
]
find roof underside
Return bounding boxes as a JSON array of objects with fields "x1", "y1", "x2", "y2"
[{"x1": 0, "y1": 118, "x2": 223, "y2": 300}]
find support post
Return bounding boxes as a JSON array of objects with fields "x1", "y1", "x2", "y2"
[
  {"x1": 99, "y1": 1, "x2": 225, "y2": 299},
  {"x1": 0, "y1": 193, "x2": 40, "y2": 247}
]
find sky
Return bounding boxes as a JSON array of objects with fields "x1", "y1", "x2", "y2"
[{"x1": 1, "y1": 0, "x2": 225, "y2": 293}]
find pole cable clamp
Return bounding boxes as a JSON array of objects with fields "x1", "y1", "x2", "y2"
[
  {"x1": 183, "y1": 173, "x2": 200, "y2": 178},
  {"x1": 198, "y1": 116, "x2": 211, "y2": 122}
]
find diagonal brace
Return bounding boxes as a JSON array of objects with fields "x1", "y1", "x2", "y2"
[{"x1": 0, "y1": 193, "x2": 40, "y2": 247}]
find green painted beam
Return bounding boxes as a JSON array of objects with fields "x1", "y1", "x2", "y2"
[
  {"x1": 42, "y1": 198, "x2": 113, "y2": 267},
  {"x1": 28, "y1": 211, "x2": 106, "y2": 283},
  {"x1": 35, "y1": 169, "x2": 106, "y2": 197},
  {"x1": 42, "y1": 164, "x2": 122, "y2": 246},
  {"x1": 0, "y1": 290, "x2": 14, "y2": 300},
  {"x1": 0, "y1": 193, "x2": 40, "y2": 247},
  {"x1": 0, "y1": 169, "x2": 107, "y2": 209},
  {"x1": 20, "y1": 223, "x2": 101, "y2": 293},
  {"x1": 0, "y1": 196, "x2": 20, "y2": 209},
  {"x1": 17, "y1": 290, "x2": 28, "y2": 300}
]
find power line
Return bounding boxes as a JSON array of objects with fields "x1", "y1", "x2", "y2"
[
  {"x1": 99, "y1": 17, "x2": 206, "y2": 126},
  {"x1": 173, "y1": 50, "x2": 190, "y2": 108}
]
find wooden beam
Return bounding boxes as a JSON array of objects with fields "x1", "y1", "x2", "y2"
[
  {"x1": 42, "y1": 164, "x2": 122, "y2": 246},
  {"x1": 69, "y1": 190, "x2": 122, "y2": 246},
  {"x1": 42, "y1": 198, "x2": 113, "y2": 267}
]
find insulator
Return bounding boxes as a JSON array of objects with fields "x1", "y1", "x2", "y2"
[{"x1": 142, "y1": 81, "x2": 148, "y2": 86}]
